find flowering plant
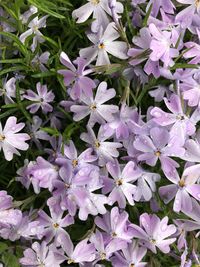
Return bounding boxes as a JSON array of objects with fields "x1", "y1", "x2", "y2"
[{"x1": 1, "y1": 0, "x2": 200, "y2": 266}]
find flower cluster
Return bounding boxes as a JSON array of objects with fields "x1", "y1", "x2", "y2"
[{"x1": 1, "y1": 0, "x2": 200, "y2": 266}]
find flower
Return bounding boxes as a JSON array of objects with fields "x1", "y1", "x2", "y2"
[
  {"x1": 70, "y1": 81, "x2": 118, "y2": 126},
  {"x1": 0, "y1": 77, "x2": 16, "y2": 104},
  {"x1": 159, "y1": 164, "x2": 200, "y2": 213},
  {"x1": 20, "y1": 241, "x2": 64, "y2": 267},
  {"x1": 72, "y1": 0, "x2": 123, "y2": 28},
  {"x1": 131, "y1": 213, "x2": 176, "y2": 253},
  {"x1": 57, "y1": 233, "x2": 96, "y2": 265},
  {"x1": 31, "y1": 51, "x2": 50, "y2": 72},
  {"x1": 176, "y1": 0, "x2": 200, "y2": 28},
  {"x1": 150, "y1": 94, "x2": 197, "y2": 143},
  {"x1": 58, "y1": 52, "x2": 96, "y2": 100},
  {"x1": 149, "y1": 23, "x2": 179, "y2": 67},
  {"x1": 37, "y1": 202, "x2": 74, "y2": 244},
  {"x1": 24, "y1": 82, "x2": 55, "y2": 114},
  {"x1": 19, "y1": 14, "x2": 48, "y2": 51},
  {"x1": 103, "y1": 159, "x2": 141, "y2": 208},
  {"x1": 111, "y1": 240, "x2": 147, "y2": 267},
  {"x1": 133, "y1": 126, "x2": 185, "y2": 178},
  {"x1": 0, "y1": 116, "x2": 30, "y2": 161},
  {"x1": 80, "y1": 126, "x2": 122, "y2": 166},
  {"x1": 80, "y1": 22, "x2": 128, "y2": 66}
]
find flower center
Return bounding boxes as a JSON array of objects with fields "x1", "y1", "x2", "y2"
[
  {"x1": 98, "y1": 42, "x2": 105, "y2": 49},
  {"x1": 176, "y1": 114, "x2": 185, "y2": 120},
  {"x1": 91, "y1": 0, "x2": 100, "y2": 5},
  {"x1": 115, "y1": 178, "x2": 123, "y2": 186},
  {"x1": 130, "y1": 264, "x2": 135, "y2": 267},
  {"x1": 195, "y1": 0, "x2": 200, "y2": 7},
  {"x1": 178, "y1": 179, "x2": 185, "y2": 188},
  {"x1": 65, "y1": 183, "x2": 70, "y2": 189},
  {"x1": 90, "y1": 103, "x2": 97, "y2": 110},
  {"x1": 33, "y1": 25, "x2": 39, "y2": 32},
  {"x1": 67, "y1": 259, "x2": 75, "y2": 264},
  {"x1": 100, "y1": 252, "x2": 106, "y2": 260},
  {"x1": 53, "y1": 223, "x2": 59, "y2": 229},
  {"x1": 112, "y1": 232, "x2": 117, "y2": 237},
  {"x1": 72, "y1": 159, "x2": 78, "y2": 167},
  {"x1": 155, "y1": 150, "x2": 161, "y2": 157},
  {"x1": 0, "y1": 134, "x2": 5, "y2": 141},
  {"x1": 150, "y1": 238, "x2": 156, "y2": 244},
  {"x1": 95, "y1": 140, "x2": 101, "y2": 148}
]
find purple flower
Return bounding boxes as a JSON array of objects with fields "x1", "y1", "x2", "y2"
[
  {"x1": 31, "y1": 51, "x2": 50, "y2": 72},
  {"x1": 103, "y1": 104, "x2": 138, "y2": 140},
  {"x1": 70, "y1": 81, "x2": 118, "y2": 126},
  {"x1": 95, "y1": 207, "x2": 134, "y2": 243},
  {"x1": 80, "y1": 22, "x2": 128, "y2": 66},
  {"x1": 20, "y1": 241, "x2": 64, "y2": 267},
  {"x1": 16, "y1": 160, "x2": 41, "y2": 193},
  {"x1": 133, "y1": 170, "x2": 160, "y2": 202},
  {"x1": 37, "y1": 202, "x2": 74, "y2": 244},
  {"x1": 159, "y1": 164, "x2": 200, "y2": 213},
  {"x1": 56, "y1": 140, "x2": 97, "y2": 171},
  {"x1": 111, "y1": 240, "x2": 147, "y2": 267},
  {"x1": 0, "y1": 191, "x2": 13, "y2": 210},
  {"x1": 57, "y1": 233, "x2": 96, "y2": 265},
  {"x1": 131, "y1": 213, "x2": 176, "y2": 253},
  {"x1": 184, "y1": 41, "x2": 200, "y2": 64},
  {"x1": 0, "y1": 77, "x2": 16, "y2": 104},
  {"x1": 28, "y1": 116, "x2": 50, "y2": 148},
  {"x1": 133, "y1": 126, "x2": 185, "y2": 178},
  {"x1": 149, "y1": 23, "x2": 179, "y2": 67},
  {"x1": 0, "y1": 116, "x2": 30, "y2": 161},
  {"x1": 24, "y1": 82, "x2": 55, "y2": 114},
  {"x1": 90, "y1": 229, "x2": 126, "y2": 261},
  {"x1": 58, "y1": 52, "x2": 96, "y2": 100},
  {"x1": 72, "y1": 0, "x2": 123, "y2": 28},
  {"x1": 146, "y1": 0, "x2": 175, "y2": 17},
  {"x1": 29, "y1": 156, "x2": 59, "y2": 191},
  {"x1": 150, "y1": 94, "x2": 197, "y2": 143},
  {"x1": 80, "y1": 126, "x2": 122, "y2": 166},
  {"x1": 103, "y1": 159, "x2": 141, "y2": 208},
  {"x1": 176, "y1": 0, "x2": 200, "y2": 28},
  {"x1": 19, "y1": 14, "x2": 48, "y2": 51}
]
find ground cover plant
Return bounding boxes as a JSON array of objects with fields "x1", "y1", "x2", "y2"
[{"x1": 1, "y1": 0, "x2": 200, "y2": 266}]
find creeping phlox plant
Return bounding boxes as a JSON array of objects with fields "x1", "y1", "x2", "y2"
[{"x1": 1, "y1": 0, "x2": 200, "y2": 266}]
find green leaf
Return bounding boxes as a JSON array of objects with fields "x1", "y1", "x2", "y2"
[
  {"x1": 16, "y1": 84, "x2": 32, "y2": 122},
  {"x1": 0, "y1": 31, "x2": 28, "y2": 56},
  {"x1": 0, "y1": 242, "x2": 8, "y2": 253},
  {"x1": 31, "y1": 70, "x2": 56, "y2": 78},
  {"x1": 27, "y1": 0, "x2": 66, "y2": 19},
  {"x1": 42, "y1": 36, "x2": 59, "y2": 49},
  {"x1": 170, "y1": 63, "x2": 199, "y2": 70},
  {"x1": 0, "y1": 58, "x2": 24, "y2": 64},
  {"x1": 143, "y1": 3, "x2": 153, "y2": 27},
  {"x1": 0, "y1": 66, "x2": 30, "y2": 76},
  {"x1": 0, "y1": 108, "x2": 19, "y2": 120},
  {"x1": 2, "y1": 252, "x2": 20, "y2": 267},
  {"x1": 40, "y1": 127, "x2": 59, "y2": 136}
]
